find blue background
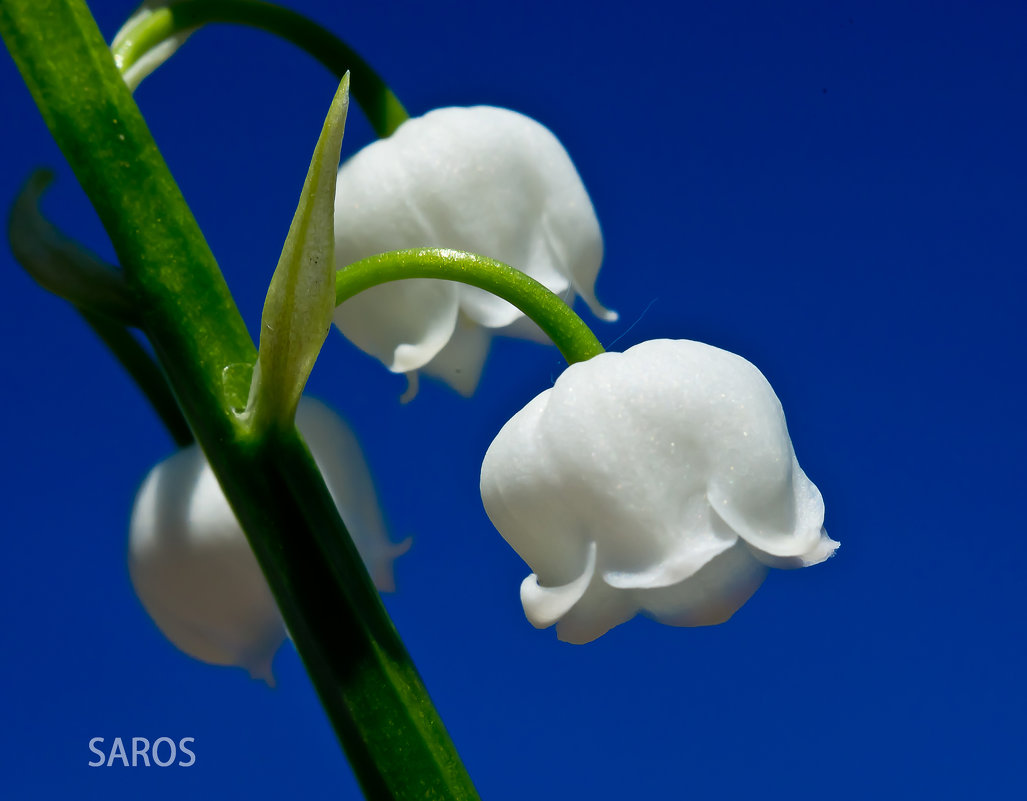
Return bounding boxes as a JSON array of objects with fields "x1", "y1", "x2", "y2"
[{"x1": 2, "y1": 1, "x2": 1025, "y2": 798}]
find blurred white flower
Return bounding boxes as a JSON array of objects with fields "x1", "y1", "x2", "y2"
[
  {"x1": 129, "y1": 398, "x2": 409, "y2": 681},
  {"x1": 480, "y1": 339, "x2": 838, "y2": 644},
  {"x1": 333, "y1": 105, "x2": 616, "y2": 396}
]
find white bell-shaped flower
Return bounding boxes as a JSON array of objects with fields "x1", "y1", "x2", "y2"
[
  {"x1": 480, "y1": 339, "x2": 838, "y2": 644},
  {"x1": 333, "y1": 106, "x2": 616, "y2": 395},
  {"x1": 129, "y1": 398, "x2": 409, "y2": 681}
]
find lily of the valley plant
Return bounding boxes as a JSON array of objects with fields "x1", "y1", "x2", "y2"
[{"x1": 1, "y1": 1, "x2": 838, "y2": 800}]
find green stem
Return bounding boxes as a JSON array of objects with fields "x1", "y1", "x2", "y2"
[
  {"x1": 337, "y1": 248, "x2": 606, "y2": 366},
  {"x1": 112, "y1": 0, "x2": 409, "y2": 138},
  {"x1": 2, "y1": 2, "x2": 475, "y2": 798}
]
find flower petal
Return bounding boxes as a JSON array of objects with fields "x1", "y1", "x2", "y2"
[
  {"x1": 295, "y1": 398, "x2": 409, "y2": 590},
  {"x1": 129, "y1": 445, "x2": 287, "y2": 677},
  {"x1": 333, "y1": 278, "x2": 459, "y2": 373},
  {"x1": 603, "y1": 536, "x2": 737, "y2": 590},
  {"x1": 635, "y1": 542, "x2": 768, "y2": 627},
  {"x1": 418, "y1": 313, "x2": 493, "y2": 396},
  {"x1": 521, "y1": 541, "x2": 597, "y2": 629},
  {"x1": 481, "y1": 392, "x2": 602, "y2": 587},
  {"x1": 553, "y1": 579, "x2": 638, "y2": 644},
  {"x1": 603, "y1": 496, "x2": 739, "y2": 589},
  {"x1": 709, "y1": 455, "x2": 831, "y2": 560},
  {"x1": 746, "y1": 527, "x2": 840, "y2": 569}
]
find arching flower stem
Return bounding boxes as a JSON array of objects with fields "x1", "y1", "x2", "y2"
[
  {"x1": 336, "y1": 248, "x2": 607, "y2": 366},
  {"x1": 112, "y1": 0, "x2": 409, "y2": 137}
]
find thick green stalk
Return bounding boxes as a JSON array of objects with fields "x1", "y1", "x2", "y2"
[
  {"x1": 1, "y1": 2, "x2": 476, "y2": 799},
  {"x1": 112, "y1": 0, "x2": 409, "y2": 138},
  {"x1": 336, "y1": 248, "x2": 606, "y2": 365}
]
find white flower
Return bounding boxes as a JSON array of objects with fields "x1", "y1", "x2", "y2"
[
  {"x1": 333, "y1": 106, "x2": 616, "y2": 396},
  {"x1": 128, "y1": 398, "x2": 409, "y2": 681},
  {"x1": 480, "y1": 339, "x2": 838, "y2": 644}
]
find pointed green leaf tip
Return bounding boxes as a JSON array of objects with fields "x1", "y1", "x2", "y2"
[{"x1": 248, "y1": 73, "x2": 350, "y2": 429}]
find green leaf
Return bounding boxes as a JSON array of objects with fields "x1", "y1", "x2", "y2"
[{"x1": 248, "y1": 73, "x2": 350, "y2": 430}]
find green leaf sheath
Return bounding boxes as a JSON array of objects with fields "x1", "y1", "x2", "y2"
[
  {"x1": 336, "y1": 248, "x2": 607, "y2": 365},
  {"x1": 251, "y1": 75, "x2": 351, "y2": 430},
  {"x1": 1, "y1": 2, "x2": 477, "y2": 799},
  {"x1": 113, "y1": 0, "x2": 409, "y2": 138}
]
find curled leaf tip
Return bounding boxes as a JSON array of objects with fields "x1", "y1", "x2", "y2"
[{"x1": 9, "y1": 169, "x2": 137, "y2": 323}]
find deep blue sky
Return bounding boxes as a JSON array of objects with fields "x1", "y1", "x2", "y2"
[{"x1": 2, "y1": 1, "x2": 1025, "y2": 798}]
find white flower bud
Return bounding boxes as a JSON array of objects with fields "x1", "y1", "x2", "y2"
[
  {"x1": 112, "y1": 1, "x2": 198, "y2": 91},
  {"x1": 333, "y1": 106, "x2": 616, "y2": 395},
  {"x1": 129, "y1": 398, "x2": 409, "y2": 681},
  {"x1": 480, "y1": 339, "x2": 838, "y2": 644}
]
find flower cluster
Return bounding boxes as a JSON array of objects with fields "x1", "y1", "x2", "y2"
[
  {"x1": 130, "y1": 104, "x2": 837, "y2": 658},
  {"x1": 108, "y1": 32, "x2": 836, "y2": 662}
]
